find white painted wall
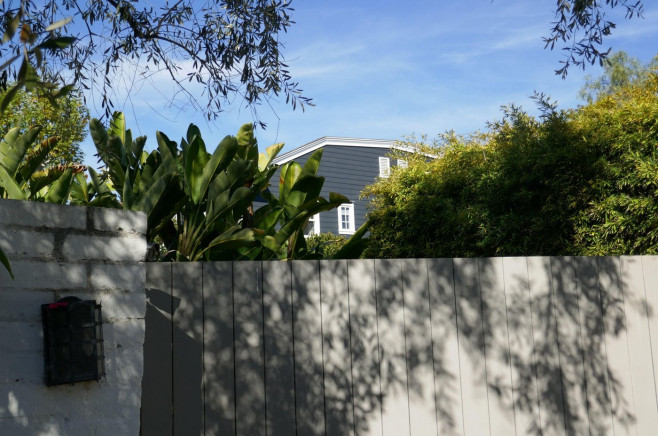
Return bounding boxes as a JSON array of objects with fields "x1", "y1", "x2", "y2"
[{"x1": 0, "y1": 199, "x2": 146, "y2": 435}]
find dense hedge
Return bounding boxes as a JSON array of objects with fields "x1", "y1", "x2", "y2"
[{"x1": 364, "y1": 75, "x2": 658, "y2": 258}]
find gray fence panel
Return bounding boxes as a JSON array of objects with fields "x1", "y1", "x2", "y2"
[
  {"x1": 376, "y1": 259, "x2": 411, "y2": 436},
  {"x1": 142, "y1": 263, "x2": 173, "y2": 436},
  {"x1": 597, "y1": 256, "x2": 636, "y2": 436},
  {"x1": 479, "y1": 257, "x2": 515, "y2": 436},
  {"x1": 347, "y1": 259, "x2": 382, "y2": 436},
  {"x1": 262, "y1": 261, "x2": 296, "y2": 436},
  {"x1": 172, "y1": 263, "x2": 204, "y2": 436},
  {"x1": 320, "y1": 259, "x2": 355, "y2": 436},
  {"x1": 528, "y1": 257, "x2": 566, "y2": 436},
  {"x1": 502, "y1": 256, "x2": 540, "y2": 435},
  {"x1": 427, "y1": 258, "x2": 463, "y2": 436},
  {"x1": 574, "y1": 256, "x2": 614, "y2": 435},
  {"x1": 203, "y1": 262, "x2": 236, "y2": 436},
  {"x1": 621, "y1": 256, "x2": 658, "y2": 435},
  {"x1": 292, "y1": 260, "x2": 326, "y2": 435},
  {"x1": 233, "y1": 261, "x2": 266, "y2": 436},
  {"x1": 454, "y1": 257, "x2": 490, "y2": 436},
  {"x1": 401, "y1": 258, "x2": 438, "y2": 436}
]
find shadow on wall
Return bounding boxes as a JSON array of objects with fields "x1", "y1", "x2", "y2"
[{"x1": 142, "y1": 256, "x2": 658, "y2": 436}]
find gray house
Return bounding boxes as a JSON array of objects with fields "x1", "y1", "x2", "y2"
[{"x1": 266, "y1": 136, "x2": 409, "y2": 237}]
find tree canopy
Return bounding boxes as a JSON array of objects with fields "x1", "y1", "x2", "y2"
[
  {"x1": 364, "y1": 61, "x2": 658, "y2": 258},
  {"x1": 0, "y1": 86, "x2": 88, "y2": 165},
  {"x1": 0, "y1": 0, "x2": 310, "y2": 122}
]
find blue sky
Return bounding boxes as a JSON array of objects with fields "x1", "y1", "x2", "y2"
[{"x1": 79, "y1": 0, "x2": 658, "y2": 167}]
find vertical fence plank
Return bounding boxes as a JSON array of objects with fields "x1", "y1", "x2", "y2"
[
  {"x1": 375, "y1": 259, "x2": 411, "y2": 436},
  {"x1": 348, "y1": 259, "x2": 383, "y2": 436},
  {"x1": 292, "y1": 260, "x2": 326, "y2": 435},
  {"x1": 172, "y1": 262, "x2": 204, "y2": 436},
  {"x1": 625, "y1": 256, "x2": 658, "y2": 434},
  {"x1": 550, "y1": 257, "x2": 590, "y2": 435},
  {"x1": 321, "y1": 259, "x2": 355, "y2": 436},
  {"x1": 401, "y1": 258, "x2": 438, "y2": 436},
  {"x1": 502, "y1": 256, "x2": 540, "y2": 435},
  {"x1": 234, "y1": 261, "x2": 266, "y2": 436},
  {"x1": 642, "y1": 256, "x2": 658, "y2": 418},
  {"x1": 142, "y1": 263, "x2": 173, "y2": 436},
  {"x1": 427, "y1": 258, "x2": 463, "y2": 436},
  {"x1": 597, "y1": 256, "x2": 636, "y2": 436},
  {"x1": 573, "y1": 257, "x2": 613, "y2": 435},
  {"x1": 262, "y1": 261, "x2": 296, "y2": 436},
  {"x1": 454, "y1": 257, "x2": 490, "y2": 436},
  {"x1": 479, "y1": 257, "x2": 515, "y2": 435},
  {"x1": 203, "y1": 262, "x2": 236, "y2": 436},
  {"x1": 527, "y1": 257, "x2": 566, "y2": 436}
]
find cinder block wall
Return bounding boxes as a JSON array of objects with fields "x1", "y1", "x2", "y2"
[{"x1": 0, "y1": 199, "x2": 147, "y2": 435}]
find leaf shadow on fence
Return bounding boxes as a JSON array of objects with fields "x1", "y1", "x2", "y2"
[{"x1": 142, "y1": 256, "x2": 654, "y2": 435}]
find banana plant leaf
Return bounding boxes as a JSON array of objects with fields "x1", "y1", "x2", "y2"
[{"x1": 0, "y1": 246, "x2": 13, "y2": 279}]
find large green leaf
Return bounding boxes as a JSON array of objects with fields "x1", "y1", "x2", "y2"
[
  {"x1": 195, "y1": 135, "x2": 238, "y2": 205},
  {"x1": 258, "y1": 142, "x2": 284, "y2": 171},
  {"x1": 18, "y1": 136, "x2": 59, "y2": 183},
  {"x1": 184, "y1": 135, "x2": 210, "y2": 204},
  {"x1": 0, "y1": 127, "x2": 42, "y2": 177},
  {"x1": 0, "y1": 165, "x2": 26, "y2": 199},
  {"x1": 279, "y1": 162, "x2": 302, "y2": 202},
  {"x1": 44, "y1": 168, "x2": 74, "y2": 204},
  {"x1": 302, "y1": 148, "x2": 323, "y2": 176}
]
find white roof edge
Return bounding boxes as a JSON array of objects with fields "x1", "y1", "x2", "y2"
[{"x1": 272, "y1": 136, "x2": 401, "y2": 164}]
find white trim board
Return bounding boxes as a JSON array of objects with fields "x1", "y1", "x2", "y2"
[{"x1": 273, "y1": 136, "x2": 405, "y2": 164}]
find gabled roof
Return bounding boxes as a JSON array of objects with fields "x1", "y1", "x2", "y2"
[{"x1": 272, "y1": 136, "x2": 400, "y2": 165}]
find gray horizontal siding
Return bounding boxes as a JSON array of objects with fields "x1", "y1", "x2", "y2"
[{"x1": 262, "y1": 145, "x2": 398, "y2": 235}]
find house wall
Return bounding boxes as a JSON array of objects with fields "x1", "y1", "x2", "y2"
[
  {"x1": 267, "y1": 145, "x2": 400, "y2": 235},
  {"x1": 0, "y1": 199, "x2": 147, "y2": 435}
]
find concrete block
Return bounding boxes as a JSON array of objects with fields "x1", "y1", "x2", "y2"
[
  {"x1": 0, "y1": 350, "x2": 44, "y2": 384},
  {"x1": 0, "y1": 261, "x2": 87, "y2": 290},
  {"x1": 62, "y1": 234, "x2": 146, "y2": 262},
  {"x1": 90, "y1": 207, "x2": 147, "y2": 235},
  {"x1": 91, "y1": 263, "x2": 145, "y2": 292},
  {"x1": 94, "y1": 291, "x2": 147, "y2": 320},
  {"x1": 0, "y1": 229, "x2": 54, "y2": 258},
  {"x1": 0, "y1": 289, "x2": 53, "y2": 322},
  {"x1": 0, "y1": 199, "x2": 86, "y2": 230},
  {"x1": 0, "y1": 321, "x2": 42, "y2": 353}
]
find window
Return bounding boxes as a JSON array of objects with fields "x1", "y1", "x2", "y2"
[
  {"x1": 379, "y1": 157, "x2": 390, "y2": 178},
  {"x1": 397, "y1": 159, "x2": 408, "y2": 169},
  {"x1": 338, "y1": 203, "x2": 355, "y2": 234},
  {"x1": 304, "y1": 213, "x2": 321, "y2": 237}
]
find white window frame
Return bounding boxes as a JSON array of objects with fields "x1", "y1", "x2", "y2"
[
  {"x1": 338, "y1": 203, "x2": 355, "y2": 235},
  {"x1": 304, "y1": 213, "x2": 321, "y2": 237},
  {"x1": 397, "y1": 158, "x2": 408, "y2": 169},
  {"x1": 379, "y1": 156, "x2": 390, "y2": 178}
]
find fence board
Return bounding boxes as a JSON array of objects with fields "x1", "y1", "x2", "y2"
[
  {"x1": 619, "y1": 256, "x2": 657, "y2": 436},
  {"x1": 479, "y1": 257, "x2": 515, "y2": 436},
  {"x1": 233, "y1": 261, "x2": 266, "y2": 436},
  {"x1": 574, "y1": 256, "x2": 614, "y2": 435},
  {"x1": 320, "y1": 259, "x2": 355, "y2": 436},
  {"x1": 292, "y1": 260, "x2": 326, "y2": 435},
  {"x1": 638, "y1": 256, "x2": 658, "y2": 428},
  {"x1": 400, "y1": 258, "x2": 438, "y2": 436},
  {"x1": 348, "y1": 259, "x2": 383, "y2": 436},
  {"x1": 172, "y1": 263, "x2": 204, "y2": 436},
  {"x1": 550, "y1": 257, "x2": 590, "y2": 435},
  {"x1": 142, "y1": 263, "x2": 173, "y2": 436},
  {"x1": 502, "y1": 256, "x2": 540, "y2": 435},
  {"x1": 527, "y1": 257, "x2": 566, "y2": 436},
  {"x1": 427, "y1": 258, "x2": 463, "y2": 436},
  {"x1": 203, "y1": 262, "x2": 236, "y2": 436},
  {"x1": 376, "y1": 259, "x2": 411, "y2": 436},
  {"x1": 597, "y1": 256, "x2": 636, "y2": 436},
  {"x1": 454, "y1": 257, "x2": 490, "y2": 436}
]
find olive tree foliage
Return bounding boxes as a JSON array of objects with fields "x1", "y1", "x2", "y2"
[
  {"x1": 546, "y1": 0, "x2": 645, "y2": 77},
  {"x1": 364, "y1": 65, "x2": 658, "y2": 258},
  {"x1": 0, "y1": 0, "x2": 310, "y2": 122}
]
